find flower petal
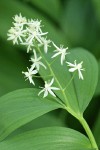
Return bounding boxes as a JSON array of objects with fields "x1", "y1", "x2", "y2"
[
  {"x1": 39, "y1": 62, "x2": 47, "y2": 69},
  {"x1": 69, "y1": 68, "x2": 76, "y2": 72},
  {"x1": 50, "y1": 87, "x2": 60, "y2": 90},
  {"x1": 78, "y1": 69, "x2": 84, "y2": 80},
  {"x1": 49, "y1": 78, "x2": 54, "y2": 86},
  {"x1": 66, "y1": 61, "x2": 75, "y2": 67},
  {"x1": 48, "y1": 89, "x2": 56, "y2": 97},
  {"x1": 51, "y1": 52, "x2": 61, "y2": 58},
  {"x1": 52, "y1": 42, "x2": 59, "y2": 50},
  {"x1": 43, "y1": 90, "x2": 48, "y2": 98},
  {"x1": 38, "y1": 89, "x2": 45, "y2": 96}
]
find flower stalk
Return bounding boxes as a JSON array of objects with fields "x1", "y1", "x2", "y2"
[
  {"x1": 65, "y1": 106, "x2": 99, "y2": 150},
  {"x1": 79, "y1": 116, "x2": 99, "y2": 150}
]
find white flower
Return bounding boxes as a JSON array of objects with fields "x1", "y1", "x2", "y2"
[
  {"x1": 27, "y1": 19, "x2": 42, "y2": 33},
  {"x1": 41, "y1": 37, "x2": 51, "y2": 53},
  {"x1": 38, "y1": 78, "x2": 60, "y2": 98},
  {"x1": 22, "y1": 67, "x2": 38, "y2": 85},
  {"x1": 7, "y1": 26, "x2": 26, "y2": 44},
  {"x1": 21, "y1": 40, "x2": 34, "y2": 53},
  {"x1": 52, "y1": 42, "x2": 69, "y2": 65},
  {"x1": 66, "y1": 60, "x2": 85, "y2": 80},
  {"x1": 13, "y1": 13, "x2": 27, "y2": 27},
  {"x1": 30, "y1": 50, "x2": 46, "y2": 70},
  {"x1": 26, "y1": 27, "x2": 48, "y2": 44}
]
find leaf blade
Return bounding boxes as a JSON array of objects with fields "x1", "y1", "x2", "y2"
[
  {"x1": 0, "y1": 88, "x2": 62, "y2": 141},
  {"x1": 38, "y1": 48, "x2": 98, "y2": 114},
  {"x1": 0, "y1": 127, "x2": 93, "y2": 150}
]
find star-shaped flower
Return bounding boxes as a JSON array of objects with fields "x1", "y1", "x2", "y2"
[
  {"x1": 26, "y1": 27, "x2": 48, "y2": 44},
  {"x1": 66, "y1": 60, "x2": 85, "y2": 80},
  {"x1": 38, "y1": 78, "x2": 60, "y2": 98},
  {"x1": 22, "y1": 40, "x2": 34, "y2": 53},
  {"x1": 30, "y1": 50, "x2": 46, "y2": 71},
  {"x1": 7, "y1": 26, "x2": 26, "y2": 45},
  {"x1": 13, "y1": 13, "x2": 27, "y2": 27},
  {"x1": 22, "y1": 67, "x2": 38, "y2": 85},
  {"x1": 41, "y1": 37, "x2": 51, "y2": 53},
  {"x1": 52, "y1": 42, "x2": 69, "y2": 65},
  {"x1": 27, "y1": 19, "x2": 42, "y2": 33}
]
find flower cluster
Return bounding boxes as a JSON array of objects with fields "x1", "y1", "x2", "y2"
[{"x1": 7, "y1": 14, "x2": 85, "y2": 98}]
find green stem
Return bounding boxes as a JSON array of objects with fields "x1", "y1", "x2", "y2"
[
  {"x1": 36, "y1": 46, "x2": 69, "y2": 106},
  {"x1": 64, "y1": 107, "x2": 98, "y2": 150},
  {"x1": 79, "y1": 116, "x2": 98, "y2": 150},
  {"x1": 63, "y1": 72, "x2": 76, "y2": 91}
]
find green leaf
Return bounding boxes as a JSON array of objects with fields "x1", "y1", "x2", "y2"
[
  {"x1": 93, "y1": 111, "x2": 100, "y2": 146},
  {"x1": 60, "y1": 0, "x2": 86, "y2": 45},
  {"x1": 38, "y1": 48, "x2": 98, "y2": 114},
  {"x1": 95, "y1": 59, "x2": 100, "y2": 96},
  {"x1": 8, "y1": 111, "x2": 66, "y2": 138},
  {"x1": 30, "y1": 0, "x2": 62, "y2": 21},
  {"x1": 0, "y1": 41, "x2": 32, "y2": 96},
  {"x1": 0, "y1": 88, "x2": 62, "y2": 141},
  {"x1": 0, "y1": 127, "x2": 93, "y2": 150},
  {"x1": 60, "y1": 0, "x2": 98, "y2": 51},
  {"x1": 92, "y1": 0, "x2": 100, "y2": 24}
]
